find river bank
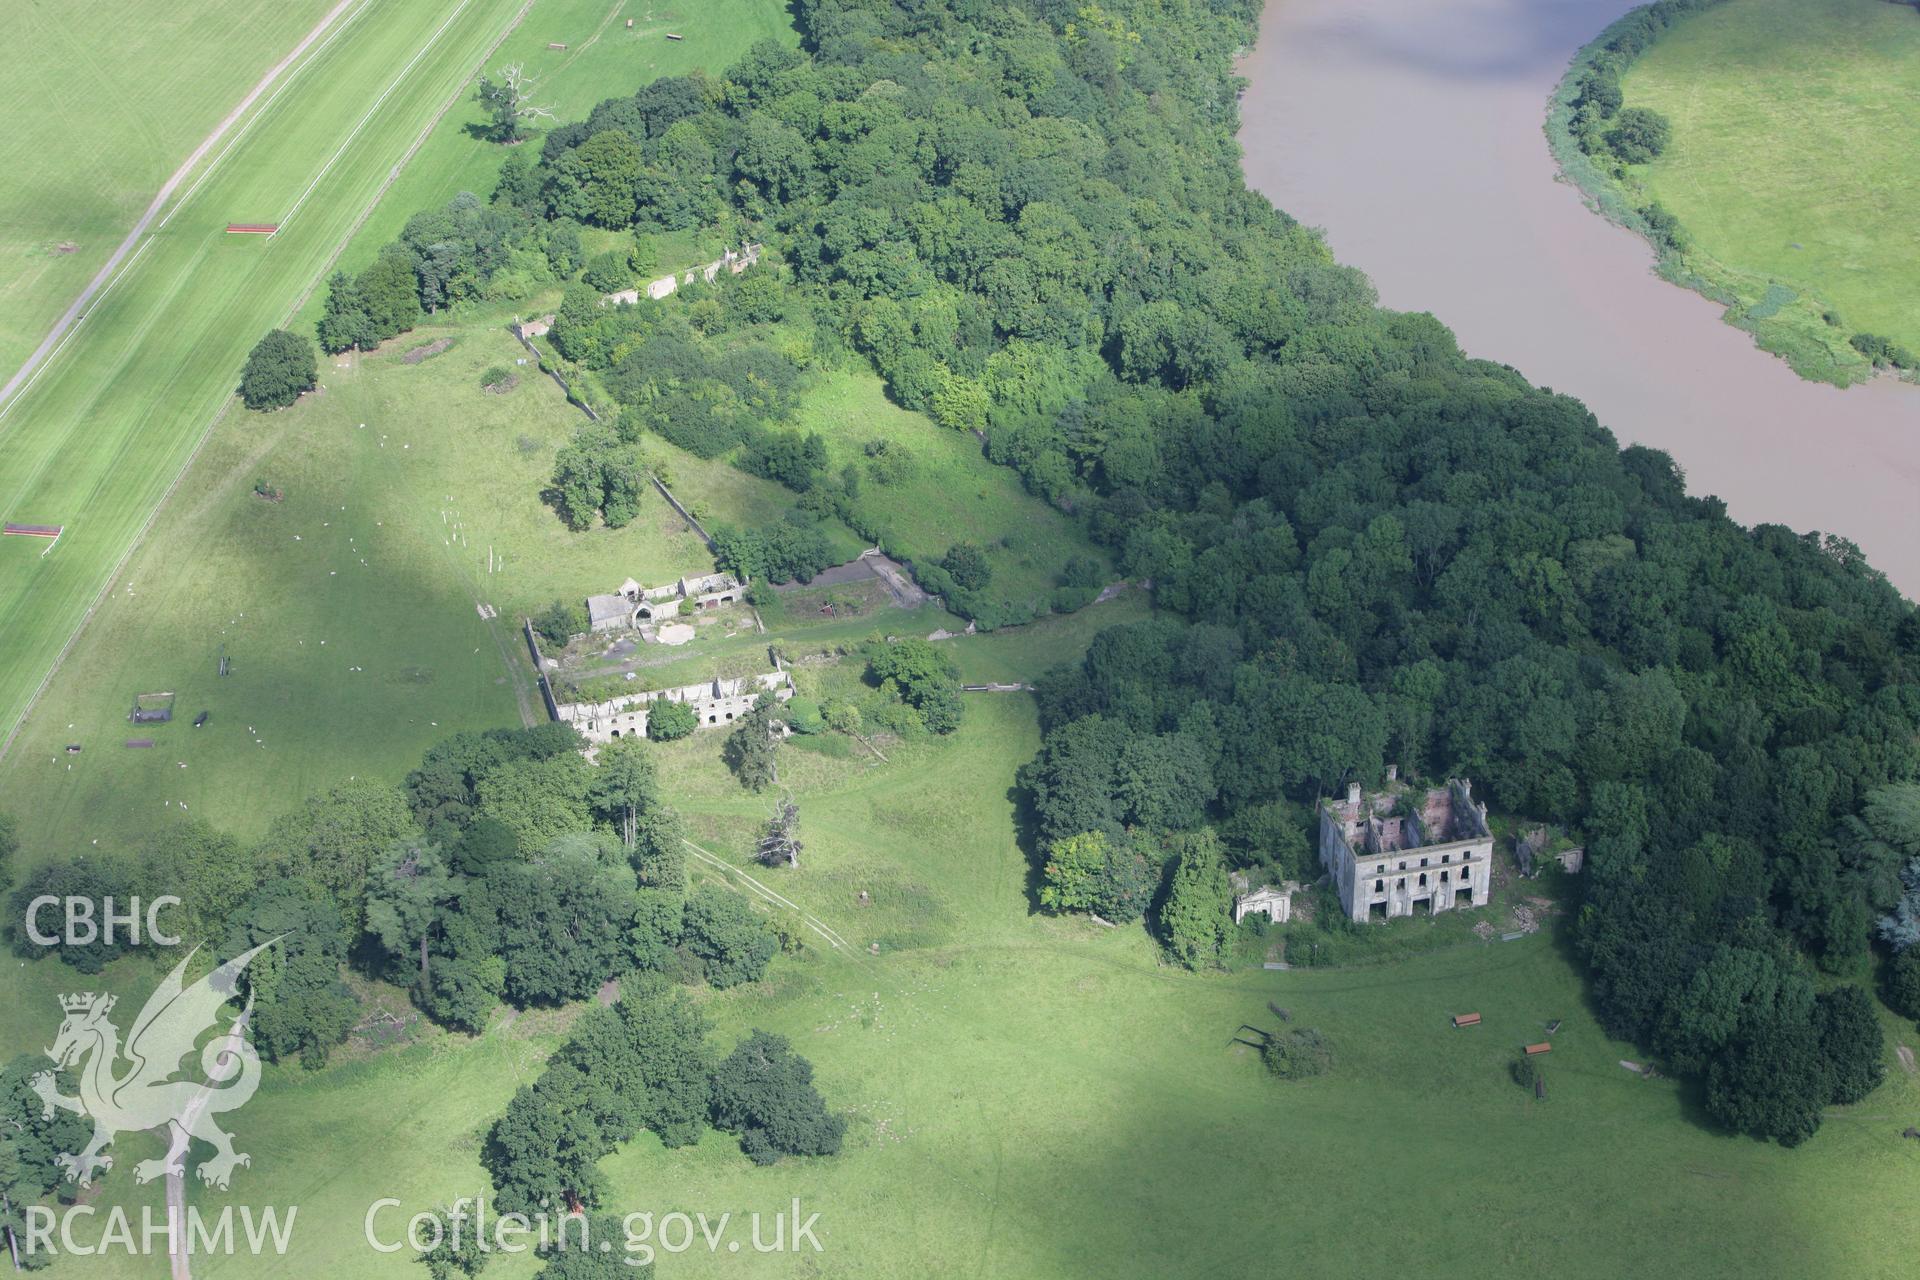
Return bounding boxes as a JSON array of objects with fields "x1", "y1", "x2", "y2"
[{"x1": 1235, "y1": 0, "x2": 1919, "y2": 596}]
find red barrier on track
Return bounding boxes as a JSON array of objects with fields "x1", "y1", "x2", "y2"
[
  {"x1": 225, "y1": 223, "x2": 278, "y2": 234},
  {"x1": 3, "y1": 523, "x2": 62, "y2": 538}
]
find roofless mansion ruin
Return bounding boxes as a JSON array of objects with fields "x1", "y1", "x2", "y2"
[{"x1": 1319, "y1": 771, "x2": 1494, "y2": 923}]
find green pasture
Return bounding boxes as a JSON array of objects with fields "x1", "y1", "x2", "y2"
[
  {"x1": 0, "y1": 0, "x2": 537, "y2": 764},
  {"x1": 788, "y1": 369, "x2": 1108, "y2": 607},
  {"x1": 0, "y1": 0, "x2": 815, "y2": 772},
  {"x1": 1621, "y1": 0, "x2": 1920, "y2": 375},
  {"x1": 15, "y1": 682, "x2": 1920, "y2": 1279},
  {"x1": 0, "y1": 0, "x2": 341, "y2": 374},
  {"x1": 0, "y1": 319, "x2": 715, "y2": 851},
  {"x1": 650, "y1": 441, "x2": 867, "y2": 570}
]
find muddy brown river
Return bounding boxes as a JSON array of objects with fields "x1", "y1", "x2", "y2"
[{"x1": 1237, "y1": 0, "x2": 1918, "y2": 596}]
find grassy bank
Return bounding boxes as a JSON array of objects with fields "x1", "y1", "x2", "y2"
[{"x1": 1546, "y1": 0, "x2": 1919, "y2": 385}]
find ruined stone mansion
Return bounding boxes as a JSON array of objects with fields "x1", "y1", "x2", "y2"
[{"x1": 1318, "y1": 771, "x2": 1494, "y2": 923}]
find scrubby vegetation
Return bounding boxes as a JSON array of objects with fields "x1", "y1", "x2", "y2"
[
  {"x1": 533, "y1": 597, "x2": 587, "y2": 646},
  {"x1": 1562, "y1": 0, "x2": 1716, "y2": 166},
  {"x1": 1262, "y1": 1027, "x2": 1333, "y2": 1081}
]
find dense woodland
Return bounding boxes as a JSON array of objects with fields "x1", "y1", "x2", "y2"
[
  {"x1": 419, "y1": 0, "x2": 1913, "y2": 1146},
  {"x1": 3, "y1": 721, "x2": 835, "y2": 1234}
]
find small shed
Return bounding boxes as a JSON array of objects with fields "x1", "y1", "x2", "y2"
[{"x1": 586, "y1": 593, "x2": 632, "y2": 633}]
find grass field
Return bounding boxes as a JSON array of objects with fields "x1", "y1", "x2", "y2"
[
  {"x1": 0, "y1": 0, "x2": 541, "y2": 765},
  {"x1": 1619, "y1": 0, "x2": 1920, "y2": 379},
  {"x1": 0, "y1": 0, "x2": 804, "y2": 771},
  {"x1": 0, "y1": 293, "x2": 1114, "y2": 853},
  {"x1": 12, "y1": 671, "x2": 1920, "y2": 1279},
  {"x1": 0, "y1": 0, "x2": 341, "y2": 375},
  {"x1": 787, "y1": 370, "x2": 1108, "y2": 608},
  {"x1": 0, "y1": 314, "x2": 790, "y2": 850}
]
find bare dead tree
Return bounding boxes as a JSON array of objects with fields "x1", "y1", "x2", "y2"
[
  {"x1": 477, "y1": 63, "x2": 555, "y2": 143},
  {"x1": 757, "y1": 797, "x2": 803, "y2": 868},
  {"x1": 501, "y1": 63, "x2": 555, "y2": 124}
]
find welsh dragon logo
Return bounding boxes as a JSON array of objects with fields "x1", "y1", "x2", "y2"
[{"x1": 31, "y1": 942, "x2": 271, "y2": 1190}]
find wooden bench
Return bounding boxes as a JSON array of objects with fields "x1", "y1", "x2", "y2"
[
  {"x1": 1452, "y1": 1012, "x2": 1482, "y2": 1028},
  {"x1": 1525, "y1": 1042, "x2": 1552, "y2": 1055}
]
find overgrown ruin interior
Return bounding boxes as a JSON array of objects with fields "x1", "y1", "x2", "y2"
[{"x1": 1319, "y1": 773, "x2": 1494, "y2": 922}]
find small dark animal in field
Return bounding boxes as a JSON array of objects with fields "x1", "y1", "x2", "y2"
[{"x1": 1903, "y1": 1127, "x2": 1920, "y2": 1141}]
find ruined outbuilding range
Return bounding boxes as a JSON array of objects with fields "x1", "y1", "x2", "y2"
[
  {"x1": 586, "y1": 573, "x2": 742, "y2": 633},
  {"x1": 1319, "y1": 772, "x2": 1493, "y2": 923},
  {"x1": 552, "y1": 670, "x2": 792, "y2": 745}
]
